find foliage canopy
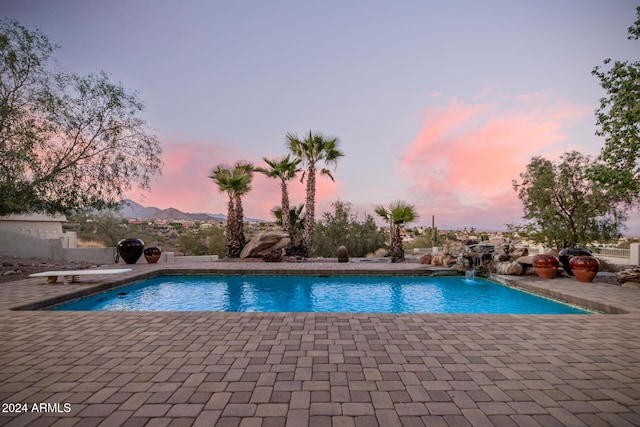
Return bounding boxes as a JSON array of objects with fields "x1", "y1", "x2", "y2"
[
  {"x1": 312, "y1": 200, "x2": 385, "y2": 258},
  {"x1": 513, "y1": 151, "x2": 624, "y2": 249},
  {"x1": 591, "y1": 6, "x2": 640, "y2": 203},
  {"x1": 0, "y1": 19, "x2": 162, "y2": 216}
]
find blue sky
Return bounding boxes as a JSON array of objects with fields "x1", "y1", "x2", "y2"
[{"x1": 3, "y1": 1, "x2": 639, "y2": 234}]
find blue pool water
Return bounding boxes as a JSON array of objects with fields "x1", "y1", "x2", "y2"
[{"x1": 50, "y1": 275, "x2": 590, "y2": 314}]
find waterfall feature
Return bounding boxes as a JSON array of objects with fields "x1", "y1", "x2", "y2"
[{"x1": 464, "y1": 244, "x2": 495, "y2": 279}]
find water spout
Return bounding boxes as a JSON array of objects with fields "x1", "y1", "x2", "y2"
[{"x1": 465, "y1": 269, "x2": 476, "y2": 280}]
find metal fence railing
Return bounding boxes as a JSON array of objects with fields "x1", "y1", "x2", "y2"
[{"x1": 591, "y1": 248, "x2": 630, "y2": 258}]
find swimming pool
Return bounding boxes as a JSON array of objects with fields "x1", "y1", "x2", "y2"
[{"x1": 49, "y1": 275, "x2": 590, "y2": 314}]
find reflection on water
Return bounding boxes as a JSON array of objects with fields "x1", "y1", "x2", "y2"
[{"x1": 50, "y1": 275, "x2": 590, "y2": 314}]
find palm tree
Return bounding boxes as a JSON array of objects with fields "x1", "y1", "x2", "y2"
[
  {"x1": 376, "y1": 201, "x2": 419, "y2": 262},
  {"x1": 230, "y1": 161, "x2": 254, "y2": 251},
  {"x1": 287, "y1": 130, "x2": 344, "y2": 257},
  {"x1": 208, "y1": 162, "x2": 253, "y2": 258},
  {"x1": 255, "y1": 155, "x2": 301, "y2": 254},
  {"x1": 374, "y1": 205, "x2": 394, "y2": 246},
  {"x1": 271, "y1": 204, "x2": 305, "y2": 255}
]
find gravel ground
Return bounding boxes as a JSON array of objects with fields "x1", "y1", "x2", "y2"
[{"x1": 0, "y1": 256, "x2": 95, "y2": 284}]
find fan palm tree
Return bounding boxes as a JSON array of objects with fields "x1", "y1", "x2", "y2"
[
  {"x1": 230, "y1": 161, "x2": 254, "y2": 251},
  {"x1": 376, "y1": 201, "x2": 419, "y2": 262},
  {"x1": 287, "y1": 130, "x2": 344, "y2": 257},
  {"x1": 374, "y1": 205, "x2": 394, "y2": 246},
  {"x1": 209, "y1": 162, "x2": 253, "y2": 258},
  {"x1": 271, "y1": 204, "x2": 305, "y2": 255},
  {"x1": 255, "y1": 155, "x2": 301, "y2": 254}
]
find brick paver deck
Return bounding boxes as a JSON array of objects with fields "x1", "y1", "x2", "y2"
[{"x1": 1, "y1": 262, "x2": 639, "y2": 426}]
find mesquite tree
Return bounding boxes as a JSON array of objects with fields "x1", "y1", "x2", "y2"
[
  {"x1": 0, "y1": 19, "x2": 162, "y2": 215},
  {"x1": 513, "y1": 151, "x2": 624, "y2": 249},
  {"x1": 591, "y1": 6, "x2": 640, "y2": 204}
]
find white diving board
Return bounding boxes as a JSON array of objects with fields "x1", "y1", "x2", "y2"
[{"x1": 29, "y1": 268, "x2": 132, "y2": 284}]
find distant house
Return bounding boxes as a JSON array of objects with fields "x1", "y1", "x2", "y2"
[
  {"x1": 0, "y1": 213, "x2": 67, "y2": 235},
  {"x1": 0, "y1": 213, "x2": 77, "y2": 252}
]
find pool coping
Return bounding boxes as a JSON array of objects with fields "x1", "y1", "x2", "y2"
[
  {"x1": 6, "y1": 262, "x2": 637, "y2": 315},
  {"x1": 2, "y1": 261, "x2": 640, "y2": 426}
]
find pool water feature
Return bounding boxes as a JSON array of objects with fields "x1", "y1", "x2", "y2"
[{"x1": 49, "y1": 275, "x2": 591, "y2": 314}]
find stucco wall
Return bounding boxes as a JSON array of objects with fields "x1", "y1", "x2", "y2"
[{"x1": 0, "y1": 227, "x2": 63, "y2": 259}]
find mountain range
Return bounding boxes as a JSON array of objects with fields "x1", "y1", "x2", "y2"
[{"x1": 118, "y1": 200, "x2": 264, "y2": 223}]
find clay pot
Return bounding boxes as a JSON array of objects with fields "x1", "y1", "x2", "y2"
[
  {"x1": 117, "y1": 238, "x2": 144, "y2": 264},
  {"x1": 569, "y1": 255, "x2": 599, "y2": 283},
  {"x1": 143, "y1": 246, "x2": 162, "y2": 264},
  {"x1": 559, "y1": 247, "x2": 592, "y2": 276},
  {"x1": 532, "y1": 254, "x2": 559, "y2": 279}
]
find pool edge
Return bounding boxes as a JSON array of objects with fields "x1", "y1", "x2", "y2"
[{"x1": 12, "y1": 267, "x2": 630, "y2": 315}]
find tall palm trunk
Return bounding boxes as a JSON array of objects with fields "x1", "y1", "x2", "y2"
[
  {"x1": 234, "y1": 194, "x2": 246, "y2": 252},
  {"x1": 225, "y1": 196, "x2": 238, "y2": 258},
  {"x1": 280, "y1": 179, "x2": 294, "y2": 254},
  {"x1": 303, "y1": 163, "x2": 316, "y2": 257},
  {"x1": 391, "y1": 225, "x2": 405, "y2": 263}
]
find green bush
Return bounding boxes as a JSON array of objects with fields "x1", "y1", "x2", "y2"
[{"x1": 312, "y1": 200, "x2": 386, "y2": 257}]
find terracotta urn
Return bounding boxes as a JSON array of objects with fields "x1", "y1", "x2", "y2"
[
  {"x1": 559, "y1": 247, "x2": 592, "y2": 276},
  {"x1": 569, "y1": 255, "x2": 599, "y2": 283},
  {"x1": 143, "y1": 246, "x2": 162, "y2": 264},
  {"x1": 117, "y1": 238, "x2": 144, "y2": 264},
  {"x1": 532, "y1": 254, "x2": 559, "y2": 279}
]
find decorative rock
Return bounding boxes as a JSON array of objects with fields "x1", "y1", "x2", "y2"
[
  {"x1": 492, "y1": 244, "x2": 511, "y2": 262},
  {"x1": 420, "y1": 253, "x2": 432, "y2": 265},
  {"x1": 240, "y1": 232, "x2": 291, "y2": 258},
  {"x1": 515, "y1": 256, "x2": 534, "y2": 266},
  {"x1": 510, "y1": 247, "x2": 529, "y2": 259},
  {"x1": 615, "y1": 267, "x2": 640, "y2": 284},
  {"x1": 263, "y1": 249, "x2": 282, "y2": 262},
  {"x1": 442, "y1": 241, "x2": 467, "y2": 257},
  {"x1": 494, "y1": 261, "x2": 524, "y2": 275},
  {"x1": 441, "y1": 255, "x2": 457, "y2": 267}
]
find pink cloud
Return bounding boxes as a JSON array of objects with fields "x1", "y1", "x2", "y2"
[
  {"x1": 127, "y1": 139, "x2": 253, "y2": 215},
  {"x1": 402, "y1": 94, "x2": 592, "y2": 230},
  {"x1": 127, "y1": 139, "x2": 342, "y2": 221}
]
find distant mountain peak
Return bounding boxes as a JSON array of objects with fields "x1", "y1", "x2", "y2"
[{"x1": 118, "y1": 199, "x2": 264, "y2": 223}]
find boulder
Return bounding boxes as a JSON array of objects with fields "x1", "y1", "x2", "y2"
[
  {"x1": 263, "y1": 249, "x2": 283, "y2": 262},
  {"x1": 492, "y1": 244, "x2": 511, "y2": 262},
  {"x1": 240, "y1": 232, "x2": 291, "y2": 258},
  {"x1": 494, "y1": 261, "x2": 524, "y2": 275},
  {"x1": 616, "y1": 267, "x2": 640, "y2": 284},
  {"x1": 420, "y1": 253, "x2": 432, "y2": 265},
  {"x1": 442, "y1": 240, "x2": 468, "y2": 257},
  {"x1": 510, "y1": 247, "x2": 529, "y2": 259},
  {"x1": 516, "y1": 255, "x2": 534, "y2": 266},
  {"x1": 441, "y1": 255, "x2": 457, "y2": 267}
]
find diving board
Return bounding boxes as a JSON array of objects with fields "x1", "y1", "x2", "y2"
[{"x1": 29, "y1": 268, "x2": 132, "y2": 284}]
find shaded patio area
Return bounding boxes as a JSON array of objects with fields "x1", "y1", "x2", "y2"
[{"x1": 1, "y1": 262, "x2": 639, "y2": 426}]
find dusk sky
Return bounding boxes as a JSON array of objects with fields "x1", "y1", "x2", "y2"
[{"x1": 3, "y1": 1, "x2": 640, "y2": 234}]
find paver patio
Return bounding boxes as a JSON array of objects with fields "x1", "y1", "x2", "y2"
[{"x1": 0, "y1": 262, "x2": 639, "y2": 426}]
